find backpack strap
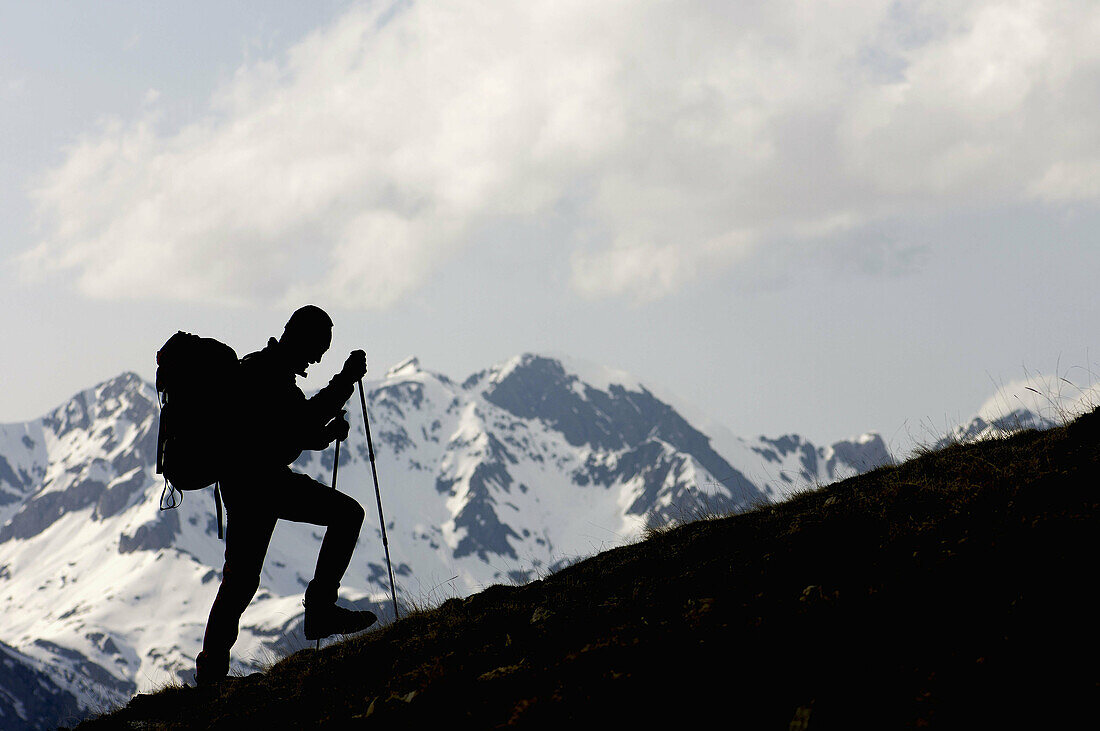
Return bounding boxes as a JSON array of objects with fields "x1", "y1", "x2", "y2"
[
  {"x1": 159, "y1": 479, "x2": 223, "y2": 540},
  {"x1": 214, "y1": 482, "x2": 224, "y2": 540},
  {"x1": 159, "y1": 477, "x2": 182, "y2": 511},
  {"x1": 155, "y1": 408, "x2": 165, "y2": 475}
]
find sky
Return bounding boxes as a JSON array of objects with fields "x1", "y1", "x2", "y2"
[{"x1": 2, "y1": 0, "x2": 1100, "y2": 455}]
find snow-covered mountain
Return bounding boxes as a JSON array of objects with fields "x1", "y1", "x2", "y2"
[
  {"x1": 930, "y1": 407, "x2": 1058, "y2": 452},
  {"x1": 0, "y1": 353, "x2": 891, "y2": 724}
]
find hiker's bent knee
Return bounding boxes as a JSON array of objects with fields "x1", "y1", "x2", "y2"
[
  {"x1": 330, "y1": 494, "x2": 364, "y2": 531},
  {"x1": 344, "y1": 497, "x2": 365, "y2": 529}
]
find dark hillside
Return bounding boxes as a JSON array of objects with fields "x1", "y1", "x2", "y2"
[{"x1": 73, "y1": 409, "x2": 1099, "y2": 728}]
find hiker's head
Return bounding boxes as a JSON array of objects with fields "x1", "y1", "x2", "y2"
[{"x1": 280, "y1": 305, "x2": 333, "y2": 375}]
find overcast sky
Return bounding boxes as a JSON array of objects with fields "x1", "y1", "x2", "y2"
[{"x1": 3, "y1": 0, "x2": 1099, "y2": 454}]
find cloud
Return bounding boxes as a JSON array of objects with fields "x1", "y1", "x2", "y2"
[
  {"x1": 978, "y1": 369, "x2": 1100, "y2": 424},
  {"x1": 21, "y1": 0, "x2": 1100, "y2": 307}
]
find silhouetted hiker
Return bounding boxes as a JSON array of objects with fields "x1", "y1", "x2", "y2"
[{"x1": 195, "y1": 305, "x2": 377, "y2": 685}]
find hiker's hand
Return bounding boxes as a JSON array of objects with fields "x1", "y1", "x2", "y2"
[
  {"x1": 340, "y1": 350, "x2": 366, "y2": 381},
  {"x1": 330, "y1": 412, "x2": 350, "y2": 442}
]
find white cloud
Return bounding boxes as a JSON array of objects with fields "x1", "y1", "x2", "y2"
[
  {"x1": 978, "y1": 370, "x2": 1100, "y2": 424},
  {"x1": 21, "y1": 0, "x2": 1100, "y2": 307}
]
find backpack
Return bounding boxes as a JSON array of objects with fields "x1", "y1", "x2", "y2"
[{"x1": 155, "y1": 331, "x2": 241, "y2": 539}]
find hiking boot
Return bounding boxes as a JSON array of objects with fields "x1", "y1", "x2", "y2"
[
  {"x1": 195, "y1": 650, "x2": 229, "y2": 686},
  {"x1": 196, "y1": 671, "x2": 265, "y2": 688},
  {"x1": 304, "y1": 603, "x2": 378, "y2": 641}
]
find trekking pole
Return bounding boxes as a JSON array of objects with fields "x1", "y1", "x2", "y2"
[
  {"x1": 359, "y1": 378, "x2": 400, "y2": 621},
  {"x1": 331, "y1": 438, "x2": 341, "y2": 490},
  {"x1": 317, "y1": 435, "x2": 341, "y2": 650}
]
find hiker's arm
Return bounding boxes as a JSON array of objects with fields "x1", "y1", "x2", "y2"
[{"x1": 304, "y1": 350, "x2": 364, "y2": 425}]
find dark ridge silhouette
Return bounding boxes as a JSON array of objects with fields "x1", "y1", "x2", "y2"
[{"x1": 72, "y1": 407, "x2": 1098, "y2": 728}]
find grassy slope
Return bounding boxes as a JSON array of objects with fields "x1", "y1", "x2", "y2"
[{"x1": 73, "y1": 410, "x2": 1098, "y2": 729}]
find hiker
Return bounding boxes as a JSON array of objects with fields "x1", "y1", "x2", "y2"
[{"x1": 195, "y1": 305, "x2": 377, "y2": 685}]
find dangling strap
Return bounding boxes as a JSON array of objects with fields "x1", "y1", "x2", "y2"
[
  {"x1": 213, "y1": 482, "x2": 224, "y2": 540},
  {"x1": 155, "y1": 394, "x2": 166, "y2": 475},
  {"x1": 155, "y1": 393, "x2": 176, "y2": 508},
  {"x1": 160, "y1": 477, "x2": 182, "y2": 511}
]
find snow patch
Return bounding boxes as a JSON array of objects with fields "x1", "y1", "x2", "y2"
[{"x1": 385, "y1": 356, "x2": 421, "y2": 378}]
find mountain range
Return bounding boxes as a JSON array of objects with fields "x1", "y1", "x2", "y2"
[{"x1": 2, "y1": 352, "x2": 899, "y2": 727}]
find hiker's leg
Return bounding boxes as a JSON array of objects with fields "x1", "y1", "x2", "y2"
[
  {"x1": 198, "y1": 500, "x2": 277, "y2": 676},
  {"x1": 310, "y1": 485, "x2": 365, "y2": 600},
  {"x1": 271, "y1": 470, "x2": 365, "y2": 603},
  {"x1": 263, "y1": 468, "x2": 376, "y2": 640}
]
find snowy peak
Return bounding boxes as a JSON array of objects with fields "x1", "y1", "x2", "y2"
[
  {"x1": 385, "y1": 356, "x2": 421, "y2": 378},
  {"x1": 1, "y1": 371, "x2": 160, "y2": 544},
  {"x1": 480, "y1": 353, "x2": 640, "y2": 392},
  {"x1": 41, "y1": 372, "x2": 156, "y2": 440},
  {"x1": 460, "y1": 355, "x2": 768, "y2": 534},
  {"x1": 478, "y1": 353, "x2": 656, "y2": 450},
  {"x1": 932, "y1": 407, "x2": 1057, "y2": 451},
  {"x1": 481, "y1": 354, "x2": 611, "y2": 445},
  {"x1": 750, "y1": 431, "x2": 893, "y2": 487},
  {"x1": 822, "y1": 432, "x2": 893, "y2": 480}
]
